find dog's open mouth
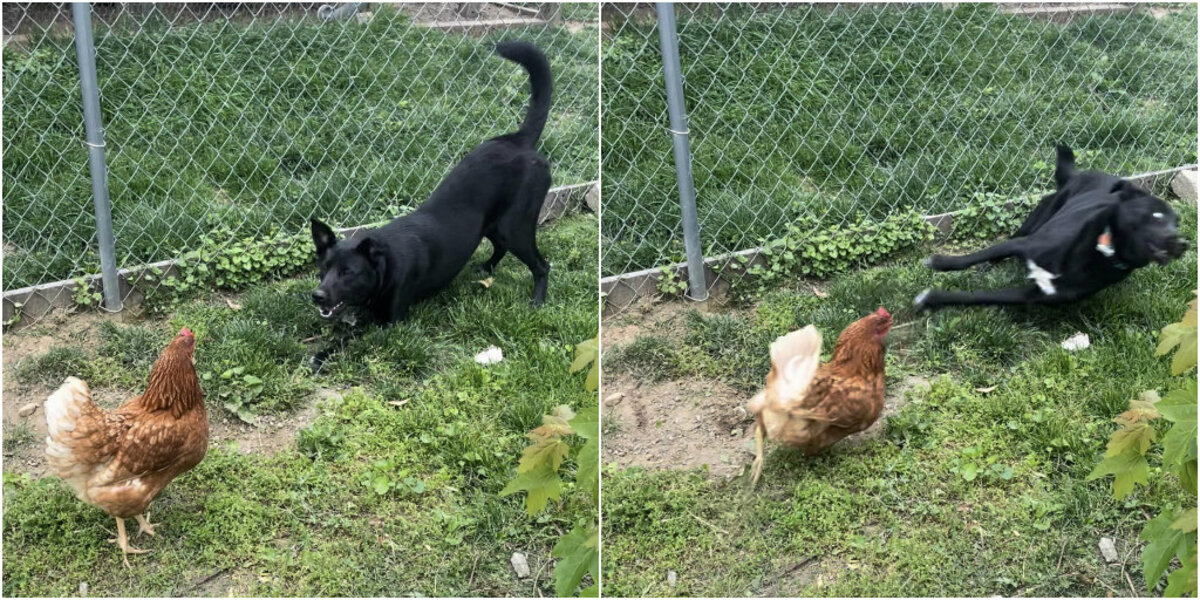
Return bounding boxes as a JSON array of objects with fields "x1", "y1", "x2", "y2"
[
  {"x1": 1147, "y1": 242, "x2": 1175, "y2": 266},
  {"x1": 318, "y1": 302, "x2": 346, "y2": 319}
]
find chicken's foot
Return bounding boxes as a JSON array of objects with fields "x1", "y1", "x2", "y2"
[
  {"x1": 135, "y1": 513, "x2": 158, "y2": 537},
  {"x1": 749, "y1": 417, "x2": 765, "y2": 487},
  {"x1": 108, "y1": 517, "x2": 150, "y2": 568}
]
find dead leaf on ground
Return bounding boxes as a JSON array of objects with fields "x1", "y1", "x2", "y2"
[
  {"x1": 477, "y1": 277, "x2": 494, "y2": 289},
  {"x1": 387, "y1": 400, "x2": 409, "y2": 408},
  {"x1": 975, "y1": 385, "x2": 998, "y2": 394},
  {"x1": 224, "y1": 298, "x2": 242, "y2": 311},
  {"x1": 812, "y1": 286, "x2": 828, "y2": 298}
]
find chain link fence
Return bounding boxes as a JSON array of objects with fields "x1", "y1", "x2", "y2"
[
  {"x1": 600, "y1": 2, "x2": 1198, "y2": 308},
  {"x1": 3, "y1": 2, "x2": 599, "y2": 324}
]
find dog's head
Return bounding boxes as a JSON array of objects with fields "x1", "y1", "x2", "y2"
[
  {"x1": 310, "y1": 219, "x2": 386, "y2": 320},
  {"x1": 1110, "y1": 181, "x2": 1188, "y2": 267}
]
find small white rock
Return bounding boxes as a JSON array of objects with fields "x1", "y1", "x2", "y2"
[
  {"x1": 667, "y1": 570, "x2": 678, "y2": 587},
  {"x1": 474, "y1": 346, "x2": 504, "y2": 365},
  {"x1": 1061, "y1": 332, "x2": 1091, "y2": 351},
  {"x1": 604, "y1": 392, "x2": 625, "y2": 405},
  {"x1": 18, "y1": 403, "x2": 37, "y2": 418},
  {"x1": 510, "y1": 552, "x2": 531, "y2": 578},
  {"x1": 79, "y1": 582, "x2": 88, "y2": 597},
  {"x1": 1099, "y1": 537, "x2": 1119, "y2": 563}
]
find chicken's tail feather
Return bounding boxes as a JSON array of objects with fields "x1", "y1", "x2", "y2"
[
  {"x1": 44, "y1": 377, "x2": 93, "y2": 439},
  {"x1": 769, "y1": 325, "x2": 823, "y2": 405},
  {"x1": 44, "y1": 377, "x2": 104, "y2": 499}
]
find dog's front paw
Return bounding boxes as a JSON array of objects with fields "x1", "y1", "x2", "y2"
[
  {"x1": 913, "y1": 288, "x2": 936, "y2": 312},
  {"x1": 923, "y1": 256, "x2": 953, "y2": 271}
]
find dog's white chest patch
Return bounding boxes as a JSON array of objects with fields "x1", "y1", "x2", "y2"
[{"x1": 1026, "y1": 259, "x2": 1058, "y2": 295}]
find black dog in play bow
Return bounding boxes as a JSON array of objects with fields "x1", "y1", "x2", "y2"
[
  {"x1": 310, "y1": 41, "x2": 553, "y2": 326},
  {"x1": 915, "y1": 145, "x2": 1187, "y2": 311}
]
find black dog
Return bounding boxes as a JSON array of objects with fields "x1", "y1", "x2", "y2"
[
  {"x1": 310, "y1": 41, "x2": 553, "y2": 325},
  {"x1": 915, "y1": 145, "x2": 1187, "y2": 310}
]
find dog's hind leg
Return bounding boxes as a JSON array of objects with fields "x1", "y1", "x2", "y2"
[
  {"x1": 508, "y1": 221, "x2": 550, "y2": 306},
  {"x1": 914, "y1": 284, "x2": 1042, "y2": 311},
  {"x1": 924, "y1": 239, "x2": 1025, "y2": 271},
  {"x1": 478, "y1": 231, "x2": 508, "y2": 275}
]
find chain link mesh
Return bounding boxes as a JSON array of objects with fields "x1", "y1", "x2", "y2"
[
  {"x1": 600, "y1": 2, "x2": 1197, "y2": 303},
  {"x1": 3, "y1": 2, "x2": 599, "y2": 321}
]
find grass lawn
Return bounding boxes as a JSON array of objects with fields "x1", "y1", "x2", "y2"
[
  {"x1": 2, "y1": 6, "x2": 599, "y2": 289},
  {"x1": 601, "y1": 3, "x2": 1197, "y2": 275},
  {"x1": 1, "y1": 214, "x2": 598, "y2": 597},
  {"x1": 600, "y1": 202, "x2": 1197, "y2": 597}
]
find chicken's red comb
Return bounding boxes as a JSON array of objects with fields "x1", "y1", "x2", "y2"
[
  {"x1": 875, "y1": 307, "x2": 891, "y2": 319},
  {"x1": 179, "y1": 327, "x2": 194, "y2": 338}
]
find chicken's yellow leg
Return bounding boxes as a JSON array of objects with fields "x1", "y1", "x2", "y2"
[
  {"x1": 750, "y1": 417, "x2": 766, "y2": 487},
  {"x1": 110, "y1": 517, "x2": 149, "y2": 568},
  {"x1": 135, "y1": 513, "x2": 158, "y2": 537}
]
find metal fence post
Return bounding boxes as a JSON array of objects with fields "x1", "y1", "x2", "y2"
[
  {"x1": 71, "y1": 2, "x2": 121, "y2": 311},
  {"x1": 655, "y1": 2, "x2": 707, "y2": 301}
]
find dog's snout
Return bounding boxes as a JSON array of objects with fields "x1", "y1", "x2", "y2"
[
  {"x1": 312, "y1": 289, "x2": 328, "y2": 305},
  {"x1": 1168, "y1": 235, "x2": 1188, "y2": 257}
]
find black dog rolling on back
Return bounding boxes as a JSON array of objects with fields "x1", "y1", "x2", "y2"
[
  {"x1": 915, "y1": 145, "x2": 1187, "y2": 310},
  {"x1": 311, "y1": 41, "x2": 553, "y2": 325}
]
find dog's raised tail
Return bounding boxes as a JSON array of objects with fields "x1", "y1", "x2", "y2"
[
  {"x1": 1054, "y1": 143, "x2": 1076, "y2": 189},
  {"x1": 496, "y1": 41, "x2": 552, "y2": 148}
]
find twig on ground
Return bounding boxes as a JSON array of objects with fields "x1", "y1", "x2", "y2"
[
  {"x1": 689, "y1": 512, "x2": 729, "y2": 535},
  {"x1": 1124, "y1": 568, "x2": 1139, "y2": 597},
  {"x1": 466, "y1": 551, "x2": 481, "y2": 592},
  {"x1": 183, "y1": 567, "x2": 231, "y2": 595}
]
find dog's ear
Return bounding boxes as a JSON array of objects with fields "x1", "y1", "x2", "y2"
[
  {"x1": 355, "y1": 237, "x2": 386, "y2": 268},
  {"x1": 1109, "y1": 179, "x2": 1144, "y2": 202},
  {"x1": 311, "y1": 219, "x2": 337, "y2": 257}
]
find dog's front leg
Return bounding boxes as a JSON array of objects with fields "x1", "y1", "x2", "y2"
[
  {"x1": 379, "y1": 293, "x2": 412, "y2": 325},
  {"x1": 925, "y1": 239, "x2": 1025, "y2": 271},
  {"x1": 914, "y1": 284, "x2": 1043, "y2": 311}
]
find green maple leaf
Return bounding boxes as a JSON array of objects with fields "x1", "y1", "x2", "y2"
[
  {"x1": 570, "y1": 336, "x2": 600, "y2": 392},
  {"x1": 1170, "y1": 508, "x2": 1198, "y2": 533},
  {"x1": 1178, "y1": 460, "x2": 1198, "y2": 497},
  {"x1": 1088, "y1": 450, "x2": 1149, "y2": 499},
  {"x1": 576, "y1": 437, "x2": 599, "y2": 500},
  {"x1": 1142, "y1": 510, "x2": 1197, "y2": 591},
  {"x1": 518, "y1": 438, "x2": 570, "y2": 474},
  {"x1": 1164, "y1": 552, "x2": 1197, "y2": 597},
  {"x1": 1156, "y1": 296, "x2": 1197, "y2": 375},
  {"x1": 1159, "y1": 381, "x2": 1198, "y2": 466},
  {"x1": 500, "y1": 464, "x2": 562, "y2": 515},
  {"x1": 1106, "y1": 422, "x2": 1155, "y2": 457},
  {"x1": 551, "y1": 523, "x2": 600, "y2": 598},
  {"x1": 570, "y1": 407, "x2": 599, "y2": 440}
]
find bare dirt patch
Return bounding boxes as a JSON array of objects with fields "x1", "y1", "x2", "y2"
[
  {"x1": 2, "y1": 310, "x2": 324, "y2": 478},
  {"x1": 603, "y1": 373, "x2": 755, "y2": 479}
]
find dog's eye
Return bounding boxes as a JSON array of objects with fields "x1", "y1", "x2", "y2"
[{"x1": 1153, "y1": 212, "x2": 1165, "y2": 220}]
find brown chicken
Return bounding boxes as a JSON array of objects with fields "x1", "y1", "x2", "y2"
[
  {"x1": 44, "y1": 327, "x2": 207, "y2": 567},
  {"x1": 747, "y1": 307, "x2": 892, "y2": 486}
]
